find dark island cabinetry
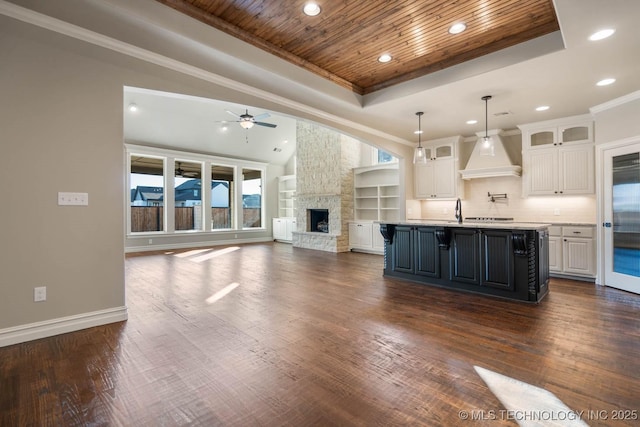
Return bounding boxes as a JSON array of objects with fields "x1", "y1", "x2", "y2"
[{"x1": 380, "y1": 222, "x2": 549, "y2": 303}]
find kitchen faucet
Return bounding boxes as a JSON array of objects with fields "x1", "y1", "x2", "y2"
[{"x1": 455, "y1": 198, "x2": 462, "y2": 224}]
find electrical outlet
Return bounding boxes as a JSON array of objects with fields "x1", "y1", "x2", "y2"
[
  {"x1": 148, "y1": 239, "x2": 153, "y2": 244},
  {"x1": 553, "y1": 208, "x2": 561, "y2": 216},
  {"x1": 34, "y1": 286, "x2": 46, "y2": 302}
]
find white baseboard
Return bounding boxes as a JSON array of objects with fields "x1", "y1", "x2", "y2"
[
  {"x1": 0, "y1": 306, "x2": 128, "y2": 348},
  {"x1": 125, "y1": 236, "x2": 273, "y2": 253}
]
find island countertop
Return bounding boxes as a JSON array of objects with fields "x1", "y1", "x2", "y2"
[{"x1": 382, "y1": 219, "x2": 551, "y2": 231}]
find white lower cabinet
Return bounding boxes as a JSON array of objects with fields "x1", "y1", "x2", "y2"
[
  {"x1": 349, "y1": 221, "x2": 384, "y2": 254},
  {"x1": 548, "y1": 225, "x2": 595, "y2": 279},
  {"x1": 273, "y1": 217, "x2": 296, "y2": 242},
  {"x1": 548, "y1": 228, "x2": 563, "y2": 271}
]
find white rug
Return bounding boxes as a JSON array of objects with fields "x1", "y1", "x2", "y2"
[{"x1": 474, "y1": 366, "x2": 589, "y2": 427}]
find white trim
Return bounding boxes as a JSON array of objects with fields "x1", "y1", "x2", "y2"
[
  {"x1": 0, "y1": 0, "x2": 410, "y2": 147},
  {"x1": 0, "y1": 306, "x2": 128, "y2": 348},
  {"x1": 125, "y1": 236, "x2": 272, "y2": 253},
  {"x1": 590, "y1": 90, "x2": 640, "y2": 114}
]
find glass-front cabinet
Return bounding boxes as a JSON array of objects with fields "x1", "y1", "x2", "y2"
[
  {"x1": 523, "y1": 115, "x2": 593, "y2": 149},
  {"x1": 519, "y1": 115, "x2": 595, "y2": 196}
]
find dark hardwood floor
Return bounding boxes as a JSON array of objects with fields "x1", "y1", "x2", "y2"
[{"x1": 1, "y1": 242, "x2": 639, "y2": 426}]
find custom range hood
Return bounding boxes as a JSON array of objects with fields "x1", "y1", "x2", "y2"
[{"x1": 459, "y1": 129, "x2": 522, "y2": 180}]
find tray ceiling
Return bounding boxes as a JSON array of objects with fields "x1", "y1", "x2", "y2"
[{"x1": 155, "y1": 0, "x2": 560, "y2": 95}]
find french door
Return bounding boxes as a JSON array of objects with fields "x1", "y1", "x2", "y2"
[{"x1": 602, "y1": 141, "x2": 640, "y2": 294}]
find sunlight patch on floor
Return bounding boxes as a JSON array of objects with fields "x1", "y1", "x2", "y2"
[
  {"x1": 174, "y1": 248, "x2": 214, "y2": 258},
  {"x1": 191, "y1": 246, "x2": 241, "y2": 263},
  {"x1": 206, "y1": 282, "x2": 240, "y2": 304},
  {"x1": 474, "y1": 366, "x2": 588, "y2": 426}
]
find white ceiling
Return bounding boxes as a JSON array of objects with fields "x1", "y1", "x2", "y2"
[
  {"x1": 4, "y1": 0, "x2": 640, "y2": 164},
  {"x1": 124, "y1": 87, "x2": 298, "y2": 165}
]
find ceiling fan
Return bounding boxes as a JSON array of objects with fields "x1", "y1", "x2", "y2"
[
  {"x1": 225, "y1": 109, "x2": 277, "y2": 129},
  {"x1": 175, "y1": 162, "x2": 199, "y2": 178}
]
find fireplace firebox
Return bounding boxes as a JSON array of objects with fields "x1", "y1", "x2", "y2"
[{"x1": 308, "y1": 209, "x2": 329, "y2": 233}]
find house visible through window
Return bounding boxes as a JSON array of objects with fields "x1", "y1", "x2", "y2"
[
  {"x1": 130, "y1": 156, "x2": 164, "y2": 232},
  {"x1": 211, "y1": 164, "x2": 234, "y2": 230},
  {"x1": 127, "y1": 145, "x2": 266, "y2": 235},
  {"x1": 174, "y1": 160, "x2": 202, "y2": 231},
  {"x1": 242, "y1": 168, "x2": 262, "y2": 228}
]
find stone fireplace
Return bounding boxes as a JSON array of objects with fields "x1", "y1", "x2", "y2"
[{"x1": 292, "y1": 122, "x2": 361, "y2": 252}]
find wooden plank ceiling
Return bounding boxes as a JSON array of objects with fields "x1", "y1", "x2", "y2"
[{"x1": 155, "y1": 0, "x2": 559, "y2": 95}]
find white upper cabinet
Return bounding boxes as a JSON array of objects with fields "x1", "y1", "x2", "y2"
[
  {"x1": 519, "y1": 115, "x2": 594, "y2": 196},
  {"x1": 414, "y1": 136, "x2": 463, "y2": 199}
]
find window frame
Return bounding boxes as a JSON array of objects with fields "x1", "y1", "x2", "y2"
[{"x1": 126, "y1": 144, "x2": 267, "y2": 237}]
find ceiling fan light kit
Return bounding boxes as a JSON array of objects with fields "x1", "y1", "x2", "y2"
[{"x1": 225, "y1": 109, "x2": 277, "y2": 129}]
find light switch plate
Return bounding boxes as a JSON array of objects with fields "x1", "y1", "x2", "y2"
[{"x1": 58, "y1": 192, "x2": 89, "y2": 206}]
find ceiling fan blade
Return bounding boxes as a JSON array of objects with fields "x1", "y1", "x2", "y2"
[
  {"x1": 225, "y1": 109, "x2": 242, "y2": 119},
  {"x1": 253, "y1": 112, "x2": 270, "y2": 121},
  {"x1": 254, "y1": 121, "x2": 277, "y2": 128}
]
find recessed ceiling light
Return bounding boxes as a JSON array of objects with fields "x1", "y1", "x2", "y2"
[
  {"x1": 448, "y1": 22, "x2": 466, "y2": 34},
  {"x1": 597, "y1": 78, "x2": 616, "y2": 86},
  {"x1": 535, "y1": 105, "x2": 550, "y2": 111},
  {"x1": 303, "y1": 2, "x2": 321, "y2": 16},
  {"x1": 128, "y1": 103, "x2": 138, "y2": 112},
  {"x1": 466, "y1": 120, "x2": 478, "y2": 125},
  {"x1": 378, "y1": 53, "x2": 392, "y2": 63},
  {"x1": 589, "y1": 29, "x2": 615, "y2": 41}
]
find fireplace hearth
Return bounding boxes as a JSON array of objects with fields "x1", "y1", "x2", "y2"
[{"x1": 308, "y1": 209, "x2": 329, "y2": 233}]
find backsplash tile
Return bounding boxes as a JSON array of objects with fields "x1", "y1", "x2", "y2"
[{"x1": 418, "y1": 176, "x2": 596, "y2": 224}]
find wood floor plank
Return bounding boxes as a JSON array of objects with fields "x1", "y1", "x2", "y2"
[{"x1": 1, "y1": 242, "x2": 639, "y2": 426}]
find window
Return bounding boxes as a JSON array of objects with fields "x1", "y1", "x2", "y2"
[
  {"x1": 242, "y1": 168, "x2": 262, "y2": 228},
  {"x1": 130, "y1": 156, "x2": 164, "y2": 232},
  {"x1": 378, "y1": 150, "x2": 395, "y2": 163},
  {"x1": 372, "y1": 148, "x2": 397, "y2": 165},
  {"x1": 174, "y1": 160, "x2": 202, "y2": 231},
  {"x1": 211, "y1": 164, "x2": 234, "y2": 230},
  {"x1": 127, "y1": 145, "x2": 266, "y2": 235}
]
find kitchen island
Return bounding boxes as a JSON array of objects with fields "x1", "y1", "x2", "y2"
[{"x1": 379, "y1": 220, "x2": 550, "y2": 303}]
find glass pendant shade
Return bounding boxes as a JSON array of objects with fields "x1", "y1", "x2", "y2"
[
  {"x1": 414, "y1": 146, "x2": 427, "y2": 164},
  {"x1": 480, "y1": 95, "x2": 495, "y2": 156},
  {"x1": 479, "y1": 136, "x2": 495, "y2": 156},
  {"x1": 413, "y1": 111, "x2": 427, "y2": 164}
]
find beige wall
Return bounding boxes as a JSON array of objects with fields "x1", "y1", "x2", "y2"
[
  {"x1": 592, "y1": 94, "x2": 640, "y2": 144},
  {"x1": 0, "y1": 18, "x2": 127, "y2": 330},
  {"x1": 0, "y1": 11, "x2": 409, "y2": 340}
]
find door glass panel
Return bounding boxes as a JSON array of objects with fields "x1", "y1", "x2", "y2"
[
  {"x1": 612, "y1": 152, "x2": 640, "y2": 277},
  {"x1": 562, "y1": 126, "x2": 588, "y2": 142},
  {"x1": 130, "y1": 156, "x2": 164, "y2": 232},
  {"x1": 174, "y1": 161, "x2": 202, "y2": 231},
  {"x1": 530, "y1": 131, "x2": 554, "y2": 146}
]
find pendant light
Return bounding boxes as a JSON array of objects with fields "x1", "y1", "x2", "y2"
[
  {"x1": 480, "y1": 95, "x2": 495, "y2": 156},
  {"x1": 413, "y1": 111, "x2": 427, "y2": 164}
]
